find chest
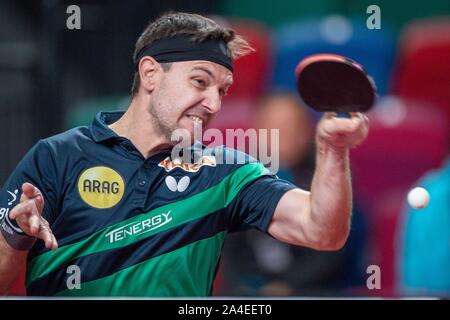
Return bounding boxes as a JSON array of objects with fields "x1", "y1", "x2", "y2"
[{"x1": 51, "y1": 152, "x2": 227, "y2": 243}]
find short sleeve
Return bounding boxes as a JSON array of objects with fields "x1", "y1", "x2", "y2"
[
  {"x1": 227, "y1": 169, "x2": 296, "y2": 233},
  {"x1": 0, "y1": 140, "x2": 59, "y2": 224}
]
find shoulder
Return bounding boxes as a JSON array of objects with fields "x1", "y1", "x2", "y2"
[
  {"x1": 6, "y1": 128, "x2": 93, "y2": 185},
  {"x1": 43, "y1": 126, "x2": 91, "y2": 146},
  {"x1": 19, "y1": 126, "x2": 94, "y2": 167},
  {"x1": 203, "y1": 145, "x2": 258, "y2": 167},
  {"x1": 417, "y1": 158, "x2": 450, "y2": 198},
  {"x1": 198, "y1": 145, "x2": 271, "y2": 181},
  {"x1": 39, "y1": 126, "x2": 92, "y2": 155}
]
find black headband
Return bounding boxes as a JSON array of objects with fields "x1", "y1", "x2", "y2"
[{"x1": 135, "y1": 34, "x2": 233, "y2": 72}]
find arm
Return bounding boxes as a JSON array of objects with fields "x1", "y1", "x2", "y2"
[
  {"x1": 0, "y1": 183, "x2": 58, "y2": 295},
  {"x1": 268, "y1": 112, "x2": 369, "y2": 250},
  {"x1": 0, "y1": 234, "x2": 27, "y2": 294}
]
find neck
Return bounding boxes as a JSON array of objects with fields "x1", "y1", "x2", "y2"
[{"x1": 109, "y1": 95, "x2": 172, "y2": 158}]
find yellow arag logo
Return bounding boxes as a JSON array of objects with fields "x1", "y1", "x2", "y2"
[{"x1": 77, "y1": 166, "x2": 125, "y2": 209}]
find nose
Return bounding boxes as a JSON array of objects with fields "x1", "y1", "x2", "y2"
[{"x1": 202, "y1": 87, "x2": 222, "y2": 114}]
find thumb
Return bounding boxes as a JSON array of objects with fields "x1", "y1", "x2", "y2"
[
  {"x1": 22, "y1": 183, "x2": 39, "y2": 198},
  {"x1": 21, "y1": 183, "x2": 44, "y2": 210}
]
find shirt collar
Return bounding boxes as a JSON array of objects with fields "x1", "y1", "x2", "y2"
[
  {"x1": 89, "y1": 111, "x2": 124, "y2": 143},
  {"x1": 88, "y1": 111, "x2": 209, "y2": 161}
]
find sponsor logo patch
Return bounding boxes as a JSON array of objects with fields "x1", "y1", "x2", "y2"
[
  {"x1": 158, "y1": 156, "x2": 216, "y2": 173},
  {"x1": 0, "y1": 189, "x2": 19, "y2": 220},
  {"x1": 105, "y1": 210, "x2": 172, "y2": 244},
  {"x1": 77, "y1": 166, "x2": 125, "y2": 209},
  {"x1": 165, "y1": 176, "x2": 190, "y2": 192}
]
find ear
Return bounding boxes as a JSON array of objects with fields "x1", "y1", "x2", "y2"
[{"x1": 138, "y1": 56, "x2": 160, "y2": 93}]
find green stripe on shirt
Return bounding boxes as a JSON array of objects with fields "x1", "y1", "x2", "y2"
[
  {"x1": 27, "y1": 162, "x2": 269, "y2": 286},
  {"x1": 55, "y1": 232, "x2": 226, "y2": 296}
]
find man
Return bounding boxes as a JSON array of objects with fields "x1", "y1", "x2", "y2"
[{"x1": 0, "y1": 12, "x2": 368, "y2": 296}]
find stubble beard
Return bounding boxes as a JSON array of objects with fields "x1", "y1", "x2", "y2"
[{"x1": 148, "y1": 101, "x2": 179, "y2": 145}]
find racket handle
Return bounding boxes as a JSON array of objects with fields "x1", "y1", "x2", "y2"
[{"x1": 336, "y1": 112, "x2": 351, "y2": 118}]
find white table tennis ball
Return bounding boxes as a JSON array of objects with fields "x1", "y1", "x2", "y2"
[{"x1": 407, "y1": 187, "x2": 430, "y2": 209}]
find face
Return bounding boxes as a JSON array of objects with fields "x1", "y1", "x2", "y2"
[
  {"x1": 149, "y1": 60, "x2": 233, "y2": 144},
  {"x1": 256, "y1": 95, "x2": 313, "y2": 167}
]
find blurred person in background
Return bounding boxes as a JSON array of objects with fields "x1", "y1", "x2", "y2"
[
  {"x1": 397, "y1": 155, "x2": 450, "y2": 297},
  {"x1": 221, "y1": 92, "x2": 367, "y2": 296}
]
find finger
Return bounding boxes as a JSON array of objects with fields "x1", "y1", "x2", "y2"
[
  {"x1": 321, "y1": 120, "x2": 358, "y2": 137},
  {"x1": 349, "y1": 113, "x2": 369, "y2": 135},
  {"x1": 22, "y1": 183, "x2": 44, "y2": 211},
  {"x1": 327, "y1": 115, "x2": 365, "y2": 134},
  {"x1": 9, "y1": 199, "x2": 40, "y2": 220},
  {"x1": 37, "y1": 218, "x2": 57, "y2": 250},
  {"x1": 22, "y1": 183, "x2": 40, "y2": 198},
  {"x1": 320, "y1": 119, "x2": 367, "y2": 148},
  {"x1": 28, "y1": 214, "x2": 41, "y2": 236},
  {"x1": 9, "y1": 201, "x2": 30, "y2": 220},
  {"x1": 50, "y1": 234, "x2": 59, "y2": 251},
  {"x1": 324, "y1": 112, "x2": 336, "y2": 118},
  {"x1": 361, "y1": 113, "x2": 369, "y2": 124},
  {"x1": 38, "y1": 225, "x2": 55, "y2": 250},
  {"x1": 324, "y1": 111, "x2": 364, "y2": 121},
  {"x1": 325, "y1": 112, "x2": 365, "y2": 119},
  {"x1": 10, "y1": 201, "x2": 42, "y2": 238}
]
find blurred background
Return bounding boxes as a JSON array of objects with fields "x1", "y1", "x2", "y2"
[{"x1": 1, "y1": 0, "x2": 449, "y2": 297}]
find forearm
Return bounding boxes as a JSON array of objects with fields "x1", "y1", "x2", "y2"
[
  {"x1": 0, "y1": 232, "x2": 27, "y2": 295},
  {"x1": 268, "y1": 113, "x2": 367, "y2": 250},
  {"x1": 309, "y1": 137, "x2": 352, "y2": 249}
]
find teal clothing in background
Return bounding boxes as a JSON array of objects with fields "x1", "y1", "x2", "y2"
[{"x1": 399, "y1": 157, "x2": 450, "y2": 296}]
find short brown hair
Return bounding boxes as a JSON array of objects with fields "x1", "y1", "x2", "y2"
[{"x1": 131, "y1": 12, "x2": 254, "y2": 96}]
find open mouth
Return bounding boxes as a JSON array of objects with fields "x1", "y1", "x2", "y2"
[{"x1": 185, "y1": 114, "x2": 206, "y2": 125}]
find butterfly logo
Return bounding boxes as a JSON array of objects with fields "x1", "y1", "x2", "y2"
[{"x1": 165, "y1": 176, "x2": 190, "y2": 193}]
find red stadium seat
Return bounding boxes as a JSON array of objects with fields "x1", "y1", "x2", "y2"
[
  {"x1": 352, "y1": 97, "x2": 448, "y2": 204},
  {"x1": 392, "y1": 17, "x2": 450, "y2": 126},
  {"x1": 216, "y1": 18, "x2": 273, "y2": 100},
  {"x1": 207, "y1": 98, "x2": 256, "y2": 152},
  {"x1": 203, "y1": 18, "x2": 272, "y2": 153}
]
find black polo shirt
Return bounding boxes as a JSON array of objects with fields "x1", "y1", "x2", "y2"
[{"x1": 0, "y1": 111, "x2": 295, "y2": 296}]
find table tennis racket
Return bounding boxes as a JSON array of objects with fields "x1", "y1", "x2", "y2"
[{"x1": 295, "y1": 54, "x2": 377, "y2": 118}]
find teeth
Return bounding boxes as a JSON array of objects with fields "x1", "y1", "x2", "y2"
[{"x1": 190, "y1": 116, "x2": 202, "y2": 123}]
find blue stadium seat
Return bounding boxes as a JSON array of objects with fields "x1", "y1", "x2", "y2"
[{"x1": 272, "y1": 17, "x2": 397, "y2": 95}]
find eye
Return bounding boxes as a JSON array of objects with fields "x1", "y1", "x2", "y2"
[{"x1": 193, "y1": 78, "x2": 206, "y2": 87}]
